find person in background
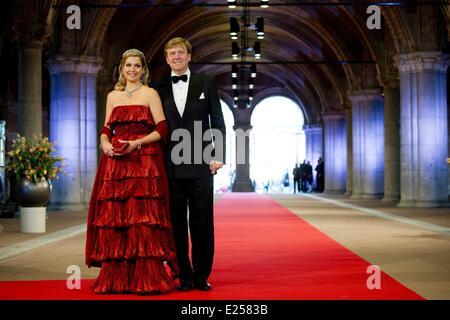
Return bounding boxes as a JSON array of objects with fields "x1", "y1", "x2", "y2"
[
  {"x1": 315, "y1": 157, "x2": 324, "y2": 192},
  {"x1": 306, "y1": 160, "x2": 313, "y2": 192},
  {"x1": 292, "y1": 163, "x2": 300, "y2": 194}
]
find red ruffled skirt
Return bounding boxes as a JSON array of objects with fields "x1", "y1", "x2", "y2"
[{"x1": 90, "y1": 150, "x2": 177, "y2": 294}]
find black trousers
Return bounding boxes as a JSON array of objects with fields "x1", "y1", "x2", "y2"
[
  {"x1": 169, "y1": 176, "x2": 214, "y2": 283},
  {"x1": 293, "y1": 179, "x2": 300, "y2": 193},
  {"x1": 300, "y1": 178, "x2": 308, "y2": 192}
]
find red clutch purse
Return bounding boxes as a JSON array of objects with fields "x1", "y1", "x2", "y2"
[{"x1": 112, "y1": 141, "x2": 129, "y2": 155}]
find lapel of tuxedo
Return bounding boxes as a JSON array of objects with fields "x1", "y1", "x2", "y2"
[
  {"x1": 182, "y1": 73, "x2": 203, "y2": 123},
  {"x1": 161, "y1": 76, "x2": 182, "y2": 125}
]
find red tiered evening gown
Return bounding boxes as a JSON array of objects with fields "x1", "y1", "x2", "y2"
[{"x1": 85, "y1": 105, "x2": 178, "y2": 294}]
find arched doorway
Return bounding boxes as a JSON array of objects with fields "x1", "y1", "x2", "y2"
[{"x1": 250, "y1": 96, "x2": 305, "y2": 193}]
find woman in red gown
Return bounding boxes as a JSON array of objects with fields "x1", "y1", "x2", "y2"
[{"x1": 85, "y1": 48, "x2": 178, "y2": 294}]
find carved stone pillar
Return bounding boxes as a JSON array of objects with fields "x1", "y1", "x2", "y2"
[
  {"x1": 349, "y1": 90, "x2": 385, "y2": 199},
  {"x1": 46, "y1": 56, "x2": 102, "y2": 210},
  {"x1": 344, "y1": 107, "x2": 353, "y2": 196},
  {"x1": 394, "y1": 52, "x2": 449, "y2": 207},
  {"x1": 10, "y1": 0, "x2": 51, "y2": 138},
  {"x1": 322, "y1": 113, "x2": 347, "y2": 193},
  {"x1": 18, "y1": 41, "x2": 43, "y2": 137},
  {"x1": 232, "y1": 124, "x2": 254, "y2": 192},
  {"x1": 382, "y1": 79, "x2": 401, "y2": 202},
  {"x1": 304, "y1": 124, "x2": 323, "y2": 189}
]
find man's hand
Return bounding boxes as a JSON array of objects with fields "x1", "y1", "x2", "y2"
[{"x1": 210, "y1": 160, "x2": 223, "y2": 175}]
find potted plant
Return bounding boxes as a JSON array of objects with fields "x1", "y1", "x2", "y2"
[{"x1": 5, "y1": 134, "x2": 65, "y2": 233}]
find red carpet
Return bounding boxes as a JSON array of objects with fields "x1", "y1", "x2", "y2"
[{"x1": 0, "y1": 193, "x2": 423, "y2": 300}]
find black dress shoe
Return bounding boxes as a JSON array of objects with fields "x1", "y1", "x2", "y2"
[
  {"x1": 194, "y1": 281, "x2": 211, "y2": 291},
  {"x1": 176, "y1": 279, "x2": 193, "y2": 292}
]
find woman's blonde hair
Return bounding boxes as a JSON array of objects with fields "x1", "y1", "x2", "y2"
[{"x1": 114, "y1": 48, "x2": 149, "y2": 91}]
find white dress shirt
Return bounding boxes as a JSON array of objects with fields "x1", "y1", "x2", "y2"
[{"x1": 171, "y1": 69, "x2": 190, "y2": 117}]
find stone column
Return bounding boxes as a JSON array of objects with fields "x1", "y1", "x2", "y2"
[
  {"x1": 382, "y1": 81, "x2": 401, "y2": 202},
  {"x1": 11, "y1": 0, "x2": 51, "y2": 138},
  {"x1": 349, "y1": 90, "x2": 385, "y2": 199},
  {"x1": 0, "y1": 121, "x2": 5, "y2": 232},
  {"x1": 322, "y1": 113, "x2": 347, "y2": 193},
  {"x1": 395, "y1": 52, "x2": 449, "y2": 207},
  {"x1": 344, "y1": 107, "x2": 353, "y2": 196},
  {"x1": 18, "y1": 40, "x2": 43, "y2": 138},
  {"x1": 232, "y1": 124, "x2": 254, "y2": 192},
  {"x1": 46, "y1": 56, "x2": 102, "y2": 210},
  {"x1": 304, "y1": 124, "x2": 323, "y2": 188}
]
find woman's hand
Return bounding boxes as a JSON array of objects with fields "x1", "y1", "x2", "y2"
[
  {"x1": 100, "y1": 140, "x2": 120, "y2": 157},
  {"x1": 117, "y1": 139, "x2": 140, "y2": 154}
]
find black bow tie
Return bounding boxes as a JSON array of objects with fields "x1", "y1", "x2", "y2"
[{"x1": 171, "y1": 74, "x2": 188, "y2": 83}]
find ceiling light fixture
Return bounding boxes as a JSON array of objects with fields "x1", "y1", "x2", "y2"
[
  {"x1": 251, "y1": 63, "x2": 257, "y2": 78},
  {"x1": 253, "y1": 42, "x2": 261, "y2": 59},
  {"x1": 232, "y1": 64, "x2": 238, "y2": 78},
  {"x1": 260, "y1": 0, "x2": 270, "y2": 8},
  {"x1": 227, "y1": 0, "x2": 237, "y2": 9},
  {"x1": 232, "y1": 42, "x2": 240, "y2": 59},
  {"x1": 230, "y1": 17, "x2": 240, "y2": 40},
  {"x1": 256, "y1": 17, "x2": 264, "y2": 39}
]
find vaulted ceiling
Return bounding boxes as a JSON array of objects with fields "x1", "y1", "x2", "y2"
[{"x1": 10, "y1": 0, "x2": 449, "y2": 125}]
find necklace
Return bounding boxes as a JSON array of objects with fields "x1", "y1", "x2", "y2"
[{"x1": 125, "y1": 84, "x2": 143, "y2": 98}]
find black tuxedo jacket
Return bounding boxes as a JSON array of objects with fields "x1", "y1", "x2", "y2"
[{"x1": 151, "y1": 73, "x2": 226, "y2": 179}]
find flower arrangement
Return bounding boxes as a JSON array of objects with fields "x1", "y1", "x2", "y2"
[{"x1": 5, "y1": 135, "x2": 66, "y2": 184}]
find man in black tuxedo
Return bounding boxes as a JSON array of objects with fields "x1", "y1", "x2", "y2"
[{"x1": 151, "y1": 37, "x2": 226, "y2": 291}]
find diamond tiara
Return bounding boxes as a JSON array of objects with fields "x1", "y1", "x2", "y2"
[{"x1": 122, "y1": 48, "x2": 144, "y2": 58}]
